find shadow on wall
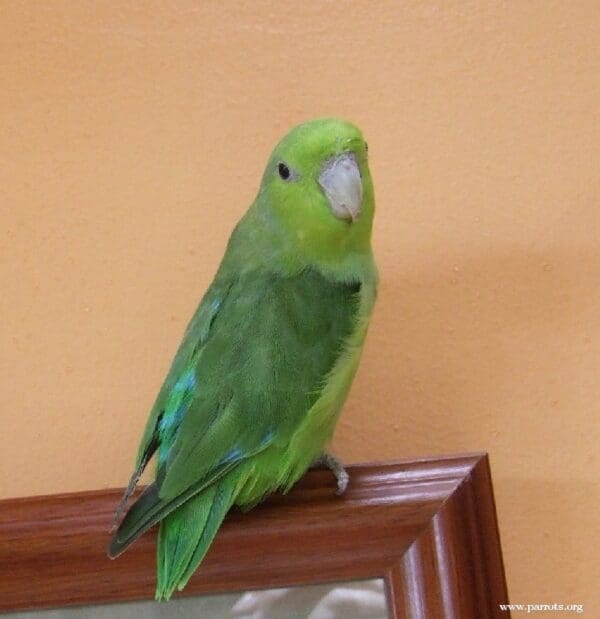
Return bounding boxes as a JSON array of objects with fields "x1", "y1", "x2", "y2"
[
  {"x1": 498, "y1": 477, "x2": 596, "y2": 602},
  {"x1": 338, "y1": 245, "x2": 599, "y2": 459}
]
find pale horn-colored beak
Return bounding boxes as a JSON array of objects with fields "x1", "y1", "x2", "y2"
[{"x1": 318, "y1": 153, "x2": 363, "y2": 223}]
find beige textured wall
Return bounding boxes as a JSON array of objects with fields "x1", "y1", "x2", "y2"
[{"x1": 1, "y1": 0, "x2": 598, "y2": 611}]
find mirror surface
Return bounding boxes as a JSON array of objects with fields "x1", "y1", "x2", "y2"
[{"x1": 6, "y1": 578, "x2": 388, "y2": 618}]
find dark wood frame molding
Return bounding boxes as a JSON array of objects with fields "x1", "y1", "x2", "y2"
[{"x1": 0, "y1": 453, "x2": 509, "y2": 618}]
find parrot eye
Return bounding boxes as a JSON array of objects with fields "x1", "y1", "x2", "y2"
[{"x1": 278, "y1": 162, "x2": 291, "y2": 180}]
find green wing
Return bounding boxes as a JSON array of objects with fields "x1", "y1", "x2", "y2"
[
  {"x1": 135, "y1": 272, "x2": 233, "y2": 472},
  {"x1": 109, "y1": 266, "x2": 359, "y2": 556},
  {"x1": 109, "y1": 269, "x2": 232, "y2": 528}
]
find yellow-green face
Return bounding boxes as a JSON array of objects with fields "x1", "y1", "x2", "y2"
[{"x1": 261, "y1": 118, "x2": 374, "y2": 255}]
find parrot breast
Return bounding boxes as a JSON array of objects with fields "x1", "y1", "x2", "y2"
[{"x1": 234, "y1": 268, "x2": 377, "y2": 507}]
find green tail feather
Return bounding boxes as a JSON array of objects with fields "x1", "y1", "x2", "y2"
[
  {"x1": 107, "y1": 461, "x2": 240, "y2": 559},
  {"x1": 155, "y1": 469, "x2": 245, "y2": 601}
]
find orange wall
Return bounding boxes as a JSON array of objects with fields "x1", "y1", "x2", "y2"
[{"x1": 1, "y1": 1, "x2": 598, "y2": 612}]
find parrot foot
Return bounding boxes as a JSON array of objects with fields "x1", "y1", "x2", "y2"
[{"x1": 312, "y1": 453, "x2": 349, "y2": 495}]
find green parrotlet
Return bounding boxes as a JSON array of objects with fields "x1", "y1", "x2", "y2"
[{"x1": 108, "y1": 118, "x2": 378, "y2": 600}]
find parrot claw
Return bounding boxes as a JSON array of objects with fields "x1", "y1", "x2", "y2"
[
  {"x1": 312, "y1": 453, "x2": 350, "y2": 495},
  {"x1": 335, "y1": 468, "x2": 349, "y2": 495}
]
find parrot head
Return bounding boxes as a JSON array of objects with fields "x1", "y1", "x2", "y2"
[{"x1": 257, "y1": 118, "x2": 374, "y2": 264}]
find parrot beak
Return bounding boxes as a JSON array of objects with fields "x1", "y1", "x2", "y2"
[{"x1": 318, "y1": 153, "x2": 363, "y2": 223}]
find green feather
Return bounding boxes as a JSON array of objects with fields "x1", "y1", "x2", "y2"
[{"x1": 156, "y1": 468, "x2": 246, "y2": 600}]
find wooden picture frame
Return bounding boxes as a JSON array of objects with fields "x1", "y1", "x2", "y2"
[{"x1": 0, "y1": 453, "x2": 509, "y2": 618}]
